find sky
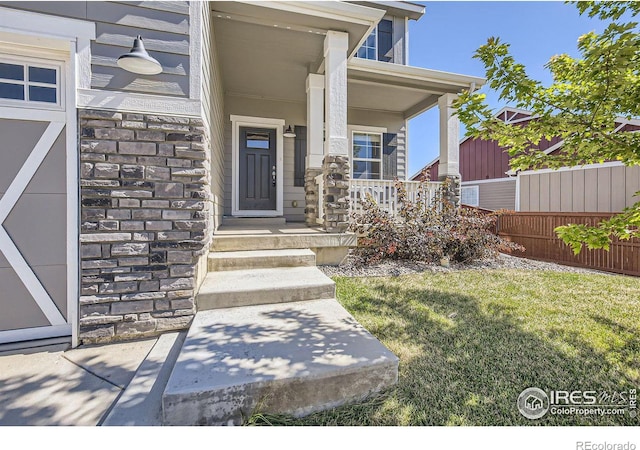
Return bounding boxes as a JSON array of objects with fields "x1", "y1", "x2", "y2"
[{"x1": 406, "y1": 1, "x2": 613, "y2": 177}]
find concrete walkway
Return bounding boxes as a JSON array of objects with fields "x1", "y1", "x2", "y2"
[{"x1": 0, "y1": 337, "x2": 160, "y2": 426}]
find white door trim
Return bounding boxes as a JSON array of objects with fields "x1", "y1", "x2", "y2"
[{"x1": 231, "y1": 115, "x2": 284, "y2": 217}]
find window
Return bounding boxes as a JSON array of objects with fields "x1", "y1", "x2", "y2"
[
  {"x1": 352, "y1": 132, "x2": 382, "y2": 179},
  {"x1": 0, "y1": 58, "x2": 61, "y2": 108},
  {"x1": 461, "y1": 185, "x2": 480, "y2": 207},
  {"x1": 356, "y1": 19, "x2": 393, "y2": 62},
  {"x1": 356, "y1": 26, "x2": 377, "y2": 60},
  {"x1": 245, "y1": 131, "x2": 270, "y2": 149}
]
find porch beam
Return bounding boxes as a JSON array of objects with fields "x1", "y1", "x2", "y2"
[
  {"x1": 323, "y1": 30, "x2": 349, "y2": 156},
  {"x1": 306, "y1": 73, "x2": 324, "y2": 168}
]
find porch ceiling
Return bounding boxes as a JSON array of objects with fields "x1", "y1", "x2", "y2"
[
  {"x1": 347, "y1": 58, "x2": 486, "y2": 119},
  {"x1": 211, "y1": 1, "x2": 384, "y2": 103}
]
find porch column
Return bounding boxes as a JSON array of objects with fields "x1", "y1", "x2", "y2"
[
  {"x1": 304, "y1": 73, "x2": 325, "y2": 226},
  {"x1": 306, "y1": 73, "x2": 324, "y2": 168},
  {"x1": 322, "y1": 31, "x2": 350, "y2": 232},
  {"x1": 323, "y1": 30, "x2": 348, "y2": 156},
  {"x1": 437, "y1": 93, "x2": 461, "y2": 205}
]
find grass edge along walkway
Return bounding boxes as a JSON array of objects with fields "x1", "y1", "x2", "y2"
[{"x1": 248, "y1": 269, "x2": 640, "y2": 426}]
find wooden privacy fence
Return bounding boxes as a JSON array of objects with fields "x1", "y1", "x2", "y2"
[{"x1": 497, "y1": 212, "x2": 640, "y2": 276}]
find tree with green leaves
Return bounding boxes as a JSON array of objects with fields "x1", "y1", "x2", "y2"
[{"x1": 455, "y1": 1, "x2": 640, "y2": 254}]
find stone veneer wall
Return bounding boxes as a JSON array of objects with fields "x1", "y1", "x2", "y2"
[
  {"x1": 78, "y1": 109, "x2": 212, "y2": 344},
  {"x1": 322, "y1": 155, "x2": 350, "y2": 233},
  {"x1": 304, "y1": 168, "x2": 323, "y2": 226}
]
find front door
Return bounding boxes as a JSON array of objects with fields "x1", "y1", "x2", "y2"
[{"x1": 239, "y1": 127, "x2": 277, "y2": 211}]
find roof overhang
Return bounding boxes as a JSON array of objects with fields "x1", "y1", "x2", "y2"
[
  {"x1": 211, "y1": 1, "x2": 385, "y2": 60},
  {"x1": 212, "y1": 1, "x2": 389, "y2": 104},
  {"x1": 348, "y1": 1, "x2": 426, "y2": 20},
  {"x1": 347, "y1": 58, "x2": 486, "y2": 119}
]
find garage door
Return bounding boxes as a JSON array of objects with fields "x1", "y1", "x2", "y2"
[{"x1": 0, "y1": 54, "x2": 73, "y2": 344}]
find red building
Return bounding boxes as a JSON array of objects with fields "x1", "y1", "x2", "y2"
[{"x1": 413, "y1": 107, "x2": 640, "y2": 212}]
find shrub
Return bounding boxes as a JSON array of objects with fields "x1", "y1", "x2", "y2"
[{"x1": 349, "y1": 179, "x2": 524, "y2": 264}]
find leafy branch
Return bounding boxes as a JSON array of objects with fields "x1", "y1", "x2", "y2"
[{"x1": 455, "y1": 1, "x2": 640, "y2": 253}]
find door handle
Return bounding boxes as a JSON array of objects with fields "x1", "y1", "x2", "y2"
[{"x1": 272, "y1": 165, "x2": 276, "y2": 186}]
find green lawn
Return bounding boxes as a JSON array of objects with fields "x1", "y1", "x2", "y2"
[{"x1": 251, "y1": 269, "x2": 640, "y2": 426}]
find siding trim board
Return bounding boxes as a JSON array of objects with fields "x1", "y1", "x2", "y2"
[
  {"x1": 518, "y1": 160, "x2": 628, "y2": 176},
  {"x1": 78, "y1": 88, "x2": 201, "y2": 117}
]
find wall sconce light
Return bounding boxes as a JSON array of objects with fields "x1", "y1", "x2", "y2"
[
  {"x1": 117, "y1": 35, "x2": 163, "y2": 75},
  {"x1": 283, "y1": 125, "x2": 296, "y2": 138}
]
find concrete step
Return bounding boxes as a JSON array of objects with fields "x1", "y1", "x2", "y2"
[
  {"x1": 211, "y1": 232, "x2": 356, "y2": 265},
  {"x1": 102, "y1": 332, "x2": 186, "y2": 426},
  {"x1": 221, "y1": 217, "x2": 286, "y2": 226},
  {"x1": 196, "y1": 266, "x2": 335, "y2": 310},
  {"x1": 162, "y1": 299, "x2": 399, "y2": 425},
  {"x1": 208, "y1": 249, "x2": 316, "y2": 272},
  {"x1": 211, "y1": 232, "x2": 356, "y2": 252}
]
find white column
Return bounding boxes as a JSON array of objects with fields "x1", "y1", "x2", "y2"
[
  {"x1": 306, "y1": 73, "x2": 325, "y2": 168},
  {"x1": 323, "y1": 30, "x2": 349, "y2": 156},
  {"x1": 437, "y1": 93, "x2": 460, "y2": 179}
]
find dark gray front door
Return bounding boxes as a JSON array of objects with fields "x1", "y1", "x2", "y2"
[{"x1": 239, "y1": 127, "x2": 276, "y2": 211}]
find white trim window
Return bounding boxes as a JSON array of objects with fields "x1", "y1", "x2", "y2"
[
  {"x1": 0, "y1": 56, "x2": 63, "y2": 110},
  {"x1": 356, "y1": 19, "x2": 393, "y2": 62},
  {"x1": 356, "y1": 25, "x2": 377, "y2": 60},
  {"x1": 352, "y1": 131, "x2": 383, "y2": 179},
  {"x1": 461, "y1": 185, "x2": 480, "y2": 207}
]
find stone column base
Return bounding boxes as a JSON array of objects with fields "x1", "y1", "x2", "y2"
[
  {"x1": 439, "y1": 175, "x2": 461, "y2": 206},
  {"x1": 304, "y1": 168, "x2": 323, "y2": 226},
  {"x1": 322, "y1": 155, "x2": 350, "y2": 233}
]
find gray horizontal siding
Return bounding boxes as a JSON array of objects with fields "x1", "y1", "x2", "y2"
[
  {"x1": 87, "y1": 2, "x2": 189, "y2": 34},
  {"x1": 0, "y1": 1, "x2": 88, "y2": 19},
  {"x1": 111, "y1": 1, "x2": 189, "y2": 15},
  {"x1": 204, "y1": 6, "x2": 225, "y2": 230},
  {"x1": 0, "y1": 1, "x2": 191, "y2": 98},
  {"x1": 463, "y1": 180, "x2": 516, "y2": 211}
]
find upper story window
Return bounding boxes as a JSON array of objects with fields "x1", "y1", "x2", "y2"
[
  {"x1": 0, "y1": 56, "x2": 62, "y2": 109},
  {"x1": 356, "y1": 19, "x2": 393, "y2": 63},
  {"x1": 357, "y1": 26, "x2": 377, "y2": 60}
]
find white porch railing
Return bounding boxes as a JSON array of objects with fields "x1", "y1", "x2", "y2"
[{"x1": 349, "y1": 179, "x2": 441, "y2": 216}]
